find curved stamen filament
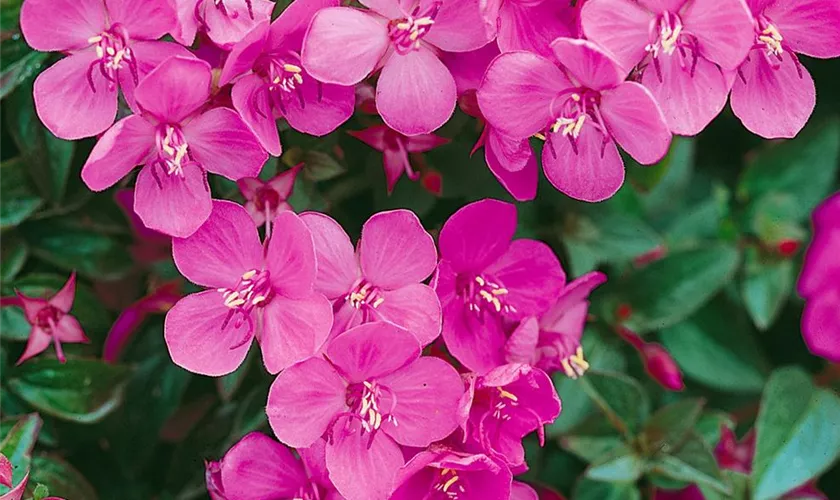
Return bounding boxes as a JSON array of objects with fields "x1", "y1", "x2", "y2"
[{"x1": 85, "y1": 24, "x2": 137, "y2": 93}]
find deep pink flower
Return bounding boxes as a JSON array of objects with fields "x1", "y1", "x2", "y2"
[
  {"x1": 204, "y1": 460, "x2": 225, "y2": 500},
  {"x1": 220, "y1": 0, "x2": 355, "y2": 156},
  {"x1": 21, "y1": 0, "x2": 189, "y2": 139},
  {"x1": 511, "y1": 481, "x2": 540, "y2": 500},
  {"x1": 301, "y1": 0, "x2": 494, "y2": 136},
  {"x1": 267, "y1": 322, "x2": 463, "y2": 500},
  {"x1": 481, "y1": 0, "x2": 578, "y2": 57},
  {"x1": 301, "y1": 210, "x2": 441, "y2": 343},
  {"x1": 654, "y1": 485, "x2": 705, "y2": 500},
  {"x1": 348, "y1": 125, "x2": 449, "y2": 193},
  {"x1": 103, "y1": 281, "x2": 182, "y2": 363},
  {"x1": 581, "y1": 0, "x2": 754, "y2": 135},
  {"x1": 731, "y1": 1, "x2": 840, "y2": 138},
  {"x1": 478, "y1": 38, "x2": 671, "y2": 202},
  {"x1": 715, "y1": 426, "x2": 754, "y2": 474},
  {"x1": 391, "y1": 448, "x2": 512, "y2": 500},
  {"x1": 172, "y1": 0, "x2": 274, "y2": 48},
  {"x1": 0, "y1": 454, "x2": 12, "y2": 488},
  {"x1": 237, "y1": 164, "x2": 302, "y2": 229},
  {"x1": 81, "y1": 56, "x2": 268, "y2": 238},
  {"x1": 617, "y1": 326, "x2": 685, "y2": 391},
  {"x1": 797, "y1": 192, "x2": 840, "y2": 362},
  {"x1": 433, "y1": 199, "x2": 566, "y2": 373},
  {"x1": 505, "y1": 271, "x2": 607, "y2": 377},
  {"x1": 10, "y1": 273, "x2": 89, "y2": 365},
  {"x1": 165, "y1": 200, "x2": 332, "y2": 376},
  {"x1": 460, "y1": 364, "x2": 561, "y2": 470}
]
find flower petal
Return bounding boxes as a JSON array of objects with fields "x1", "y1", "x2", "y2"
[
  {"x1": 220, "y1": 432, "x2": 309, "y2": 499},
  {"x1": 49, "y1": 273, "x2": 77, "y2": 313},
  {"x1": 172, "y1": 0, "x2": 199, "y2": 45},
  {"x1": 376, "y1": 284, "x2": 441, "y2": 346},
  {"x1": 326, "y1": 425, "x2": 403, "y2": 500},
  {"x1": 600, "y1": 81, "x2": 671, "y2": 164},
  {"x1": 441, "y1": 301, "x2": 507, "y2": 374},
  {"x1": 485, "y1": 132, "x2": 538, "y2": 202},
  {"x1": 325, "y1": 322, "x2": 421, "y2": 382},
  {"x1": 219, "y1": 21, "x2": 270, "y2": 86},
  {"x1": 359, "y1": 210, "x2": 437, "y2": 289},
  {"x1": 496, "y1": 0, "x2": 577, "y2": 58},
  {"x1": 134, "y1": 162, "x2": 212, "y2": 238},
  {"x1": 505, "y1": 317, "x2": 539, "y2": 365},
  {"x1": 425, "y1": 0, "x2": 495, "y2": 52},
  {"x1": 120, "y1": 41, "x2": 194, "y2": 115},
  {"x1": 802, "y1": 288, "x2": 840, "y2": 363},
  {"x1": 200, "y1": 0, "x2": 274, "y2": 48},
  {"x1": 231, "y1": 74, "x2": 283, "y2": 156},
  {"x1": 484, "y1": 239, "x2": 565, "y2": 317},
  {"x1": 300, "y1": 212, "x2": 360, "y2": 299},
  {"x1": 16, "y1": 327, "x2": 51, "y2": 365},
  {"x1": 282, "y1": 75, "x2": 356, "y2": 136},
  {"x1": 20, "y1": 0, "x2": 105, "y2": 51},
  {"x1": 542, "y1": 124, "x2": 625, "y2": 202},
  {"x1": 542, "y1": 271, "x2": 607, "y2": 329},
  {"x1": 183, "y1": 108, "x2": 267, "y2": 179},
  {"x1": 259, "y1": 293, "x2": 333, "y2": 374},
  {"x1": 580, "y1": 0, "x2": 651, "y2": 73},
  {"x1": 105, "y1": 0, "x2": 175, "y2": 40},
  {"x1": 438, "y1": 198, "x2": 516, "y2": 274},
  {"x1": 549, "y1": 37, "x2": 625, "y2": 90},
  {"x1": 681, "y1": 0, "x2": 754, "y2": 69},
  {"x1": 766, "y1": 0, "x2": 840, "y2": 59},
  {"x1": 81, "y1": 115, "x2": 153, "y2": 191},
  {"x1": 134, "y1": 56, "x2": 212, "y2": 124},
  {"x1": 269, "y1": 0, "x2": 340, "y2": 50},
  {"x1": 266, "y1": 211, "x2": 318, "y2": 298}
]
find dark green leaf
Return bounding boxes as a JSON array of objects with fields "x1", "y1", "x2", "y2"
[
  {"x1": 30, "y1": 454, "x2": 97, "y2": 500},
  {"x1": 740, "y1": 247, "x2": 795, "y2": 330},
  {"x1": 585, "y1": 445, "x2": 644, "y2": 482},
  {"x1": 642, "y1": 399, "x2": 705, "y2": 455},
  {"x1": 0, "y1": 234, "x2": 28, "y2": 281},
  {"x1": 641, "y1": 138, "x2": 696, "y2": 215},
  {"x1": 573, "y1": 478, "x2": 641, "y2": 500},
  {"x1": 695, "y1": 411, "x2": 735, "y2": 448},
  {"x1": 0, "y1": 158, "x2": 43, "y2": 229},
  {"x1": 563, "y1": 210, "x2": 662, "y2": 274},
  {"x1": 562, "y1": 414, "x2": 625, "y2": 463},
  {"x1": 649, "y1": 432, "x2": 728, "y2": 493},
  {"x1": 32, "y1": 483, "x2": 50, "y2": 500},
  {"x1": 0, "y1": 413, "x2": 42, "y2": 493},
  {"x1": 629, "y1": 137, "x2": 695, "y2": 194},
  {"x1": 664, "y1": 184, "x2": 730, "y2": 248},
  {"x1": 217, "y1": 346, "x2": 253, "y2": 402},
  {"x1": 0, "y1": 51, "x2": 48, "y2": 100},
  {"x1": 581, "y1": 371, "x2": 650, "y2": 437},
  {"x1": 302, "y1": 150, "x2": 346, "y2": 181}
]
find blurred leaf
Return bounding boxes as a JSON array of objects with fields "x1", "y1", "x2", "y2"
[
  {"x1": 629, "y1": 137, "x2": 695, "y2": 194},
  {"x1": 302, "y1": 150, "x2": 346, "y2": 181},
  {"x1": 752, "y1": 367, "x2": 840, "y2": 500},
  {"x1": 30, "y1": 454, "x2": 97, "y2": 500},
  {"x1": 585, "y1": 445, "x2": 644, "y2": 482},
  {"x1": 746, "y1": 193, "x2": 809, "y2": 245},
  {"x1": 217, "y1": 347, "x2": 253, "y2": 403},
  {"x1": 573, "y1": 477, "x2": 641, "y2": 500},
  {"x1": 7, "y1": 357, "x2": 133, "y2": 424},
  {"x1": 564, "y1": 210, "x2": 662, "y2": 274},
  {"x1": 581, "y1": 370, "x2": 650, "y2": 437},
  {"x1": 0, "y1": 51, "x2": 48, "y2": 100},
  {"x1": 695, "y1": 411, "x2": 735, "y2": 448},
  {"x1": 641, "y1": 138, "x2": 696, "y2": 215},
  {"x1": 701, "y1": 471, "x2": 749, "y2": 500},
  {"x1": 0, "y1": 413, "x2": 41, "y2": 494},
  {"x1": 664, "y1": 184, "x2": 730, "y2": 248},
  {"x1": 31, "y1": 483, "x2": 50, "y2": 500},
  {"x1": 740, "y1": 247, "x2": 795, "y2": 330},
  {"x1": 642, "y1": 399, "x2": 705, "y2": 455},
  {"x1": 0, "y1": 235, "x2": 28, "y2": 281},
  {"x1": 649, "y1": 432, "x2": 728, "y2": 493},
  {"x1": 562, "y1": 414, "x2": 625, "y2": 463},
  {"x1": 0, "y1": 158, "x2": 43, "y2": 229}
]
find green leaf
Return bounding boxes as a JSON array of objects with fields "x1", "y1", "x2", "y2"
[
  {"x1": 581, "y1": 371, "x2": 650, "y2": 437},
  {"x1": 30, "y1": 454, "x2": 97, "y2": 500},
  {"x1": 7, "y1": 357, "x2": 133, "y2": 424},
  {"x1": 32, "y1": 483, "x2": 50, "y2": 500},
  {"x1": 0, "y1": 235, "x2": 28, "y2": 281},
  {"x1": 642, "y1": 399, "x2": 705, "y2": 455},
  {"x1": 740, "y1": 247, "x2": 795, "y2": 330},
  {"x1": 649, "y1": 432, "x2": 728, "y2": 493},
  {"x1": 563, "y1": 210, "x2": 662, "y2": 273},
  {"x1": 641, "y1": 138, "x2": 696, "y2": 215},
  {"x1": 574, "y1": 478, "x2": 641, "y2": 500},
  {"x1": 217, "y1": 346, "x2": 253, "y2": 402},
  {"x1": 695, "y1": 411, "x2": 735, "y2": 448},
  {"x1": 0, "y1": 158, "x2": 43, "y2": 229},
  {"x1": 586, "y1": 445, "x2": 644, "y2": 482},
  {"x1": 752, "y1": 367, "x2": 840, "y2": 500},
  {"x1": 562, "y1": 414, "x2": 626, "y2": 463},
  {"x1": 629, "y1": 137, "x2": 695, "y2": 194},
  {"x1": 664, "y1": 184, "x2": 730, "y2": 248},
  {"x1": 618, "y1": 245, "x2": 740, "y2": 332},
  {"x1": 0, "y1": 51, "x2": 48, "y2": 100},
  {"x1": 0, "y1": 413, "x2": 42, "y2": 494},
  {"x1": 302, "y1": 150, "x2": 347, "y2": 181}
]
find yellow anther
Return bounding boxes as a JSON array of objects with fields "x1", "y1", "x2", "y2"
[
  {"x1": 251, "y1": 295, "x2": 266, "y2": 305},
  {"x1": 414, "y1": 17, "x2": 434, "y2": 26},
  {"x1": 396, "y1": 22, "x2": 411, "y2": 30},
  {"x1": 660, "y1": 24, "x2": 682, "y2": 55},
  {"x1": 498, "y1": 388, "x2": 518, "y2": 401},
  {"x1": 293, "y1": 73, "x2": 303, "y2": 84},
  {"x1": 475, "y1": 276, "x2": 486, "y2": 286},
  {"x1": 283, "y1": 63, "x2": 302, "y2": 73},
  {"x1": 491, "y1": 288, "x2": 508, "y2": 295},
  {"x1": 571, "y1": 93, "x2": 581, "y2": 102},
  {"x1": 442, "y1": 475, "x2": 459, "y2": 492},
  {"x1": 242, "y1": 270, "x2": 257, "y2": 280},
  {"x1": 534, "y1": 132, "x2": 546, "y2": 141},
  {"x1": 372, "y1": 297, "x2": 384, "y2": 308},
  {"x1": 88, "y1": 35, "x2": 103, "y2": 44}
]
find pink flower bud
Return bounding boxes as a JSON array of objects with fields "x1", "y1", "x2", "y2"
[{"x1": 642, "y1": 343, "x2": 685, "y2": 391}]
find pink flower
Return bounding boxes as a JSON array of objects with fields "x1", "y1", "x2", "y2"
[
  {"x1": 301, "y1": 0, "x2": 494, "y2": 136},
  {"x1": 433, "y1": 199, "x2": 566, "y2": 373},
  {"x1": 301, "y1": 209, "x2": 441, "y2": 343},
  {"x1": 460, "y1": 364, "x2": 561, "y2": 471},
  {"x1": 81, "y1": 56, "x2": 268, "y2": 238},
  {"x1": 10, "y1": 273, "x2": 89, "y2": 365},
  {"x1": 0, "y1": 454, "x2": 11, "y2": 488},
  {"x1": 581, "y1": 0, "x2": 755, "y2": 135},
  {"x1": 220, "y1": 0, "x2": 356, "y2": 156},
  {"x1": 114, "y1": 189, "x2": 172, "y2": 264},
  {"x1": 617, "y1": 326, "x2": 685, "y2": 391},
  {"x1": 103, "y1": 281, "x2": 182, "y2": 363},
  {"x1": 797, "y1": 192, "x2": 840, "y2": 362},
  {"x1": 267, "y1": 322, "x2": 464, "y2": 500},
  {"x1": 511, "y1": 481, "x2": 540, "y2": 500},
  {"x1": 505, "y1": 271, "x2": 607, "y2": 377},
  {"x1": 481, "y1": 0, "x2": 578, "y2": 57},
  {"x1": 477, "y1": 38, "x2": 671, "y2": 202},
  {"x1": 714, "y1": 426, "x2": 754, "y2": 474},
  {"x1": 208, "y1": 432, "x2": 343, "y2": 500},
  {"x1": 21, "y1": 0, "x2": 189, "y2": 139},
  {"x1": 348, "y1": 125, "x2": 449, "y2": 193},
  {"x1": 165, "y1": 200, "x2": 332, "y2": 376},
  {"x1": 731, "y1": 0, "x2": 840, "y2": 138},
  {"x1": 237, "y1": 164, "x2": 302, "y2": 228},
  {"x1": 172, "y1": 0, "x2": 274, "y2": 48},
  {"x1": 391, "y1": 448, "x2": 513, "y2": 500}
]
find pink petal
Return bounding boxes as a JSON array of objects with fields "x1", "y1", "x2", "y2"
[
  {"x1": 441, "y1": 300, "x2": 507, "y2": 374},
  {"x1": 20, "y1": 0, "x2": 106, "y2": 51},
  {"x1": 357, "y1": 0, "x2": 401, "y2": 18},
  {"x1": 259, "y1": 293, "x2": 333, "y2": 374},
  {"x1": 496, "y1": 0, "x2": 577, "y2": 58},
  {"x1": 119, "y1": 41, "x2": 194, "y2": 115},
  {"x1": 425, "y1": 0, "x2": 495, "y2": 52},
  {"x1": 134, "y1": 162, "x2": 212, "y2": 238},
  {"x1": 376, "y1": 48, "x2": 457, "y2": 136},
  {"x1": 183, "y1": 108, "x2": 267, "y2": 179},
  {"x1": 0, "y1": 454, "x2": 11, "y2": 488},
  {"x1": 486, "y1": 127, "x2": 533, "y2": 172},
  {"x1": 799, "y1": 196, "x2": 840, "y2": 297},
  {"x1": 164, "y1": 291, "x2": 253, "y2": 376},
  {"x1": 383, "y1": 147, "x2": 412, "y2": 193},
  {"x1": 359, "y1": 210, "x2": 437, "y2": 289},
  {"x1": 325, "y1": 322, "x2": 421, "y2": 382},
  {"x1": 81, "y1": 115, "x2": 154, "y2": 191},
  {"x1": 441, "y1": 42, "x2": 500, "y2": 94},
  {"x1": 172, "y1": 0, "x2": 199, "y2": 45},
  {"x1": 172, "y1": 200, "x2": 264, "y2": 289},
  {"x1": 49, "y1": 273, "x2": 77, "y2": 313},
  {"x1": 580, "y1": 0, "x2": 651, "y2": 72},
  {"x1": 483, "y1": 239, "x2": 565, "y2": 317},
  {"x1": 301, "y1": 7, "x2": 390, "y2": 86},
  {"x1": 265, "y1": 211, "x2": 318, "y2": 298},
  {"x1": 15, "y1": 295, "x2": 46, "y2": 324},
  {"x1": 300, "y1": 212, "x2": 360, "y2": 300},
  {"x1": 200, "y1": 0, "x2": 274, "y2": 48},
  {"x1": 376, "y1": 284, "x2": 441, "y2": 345},
  {"x1": 638, "y1": 0, "x2": 688, "y2": 11},
  {"x1": 269, "y1": 164, "x2": 302, "y2": 198},
  {"x1": 549, "y1": 37, "x2": 625, "y2": 90},
  {"x1": 505, "y1": 317, "x2": 539, "y2": 364},
  {"x1": 600, "y1": 81, "x2": 671, "y2": 164},
  {"x1": 298, "y1": 438, "x2": 330, "y2": 488},
  {"x1": 542, "y1": 124, "x2": 625, "y2": 202},
  {"x1": 485, "y1": 131, "x2": 538, "y2": 202},
  {"x1": 766, "y1": 0, "x2": 840, "y2": 59},
  {"x1": 347, "y1": 125, "x2": 389, "y2": 152},
  {"x1": 267, "y1": 357, "x2": 348, "y2": 448},
  {"x1": 220, "y1": 432, "x2": 309, "y2": 498},
  {"x1": 105, "y1": 0, "x2": 174, "y2": 39},
  {"x1": 269, "y1": 0, "x2": 340, "y2": 50},
  {"x1": 438, "y1": 198, "x2": 517, "y2": 273},
  {"x1": 404, "y1": 133, "x2": 450, "y2": 153},
  {"x1": 542, "y1": 271, "x2": 607, "y2": 328},
  {"x1": 378, "y1": 357, "x2": 463, "y2": 447},
  {"x1": 730, "y1": 52, "x2": 815, "y2": 139},
  {"x1": 282, "y1": 76, "x2": 355, "y2": 136},
  {"x1": 477, "y1": 51, "x2": 569, "y2": 139},
  {"x1": 16, "y1": 327, "x2": 51, "y2": 365},
  {"x1": 512, "y1": 482, "x2": 540, "y2": 500},
  {"x1": 134, "y1": 56, "x2": 212, "y2": 124},
  {"x1": 326, "y1": 426, "x2": 403, "y2": 500},
  {"x1": 802, "y1": 288, "x2": 840, "y2": 363},
  {"x1": 231, "y1": 74, "x2": 283, "y2": 156},
  {"x1": 681, "y1": 0, "x2": 754, "y2": 70},
  {"x1": 219, "y1": 21, "x2": 270, "y2": 87},
  {"x1": 33, "y1": 51, "x2": 117, "y2": 140}
]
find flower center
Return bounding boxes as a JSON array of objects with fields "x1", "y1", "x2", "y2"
[
  {"x1": 293, "y1": 484, "x2": 322, "y2": 500},
  {"x1": 432, "y1": 468, "x2": 466, "y2": 498},
  {"x1": 639, "y1": 11, "x2": 700, "y2": 81},
  {"x1": 757, "y1": 18, "x2": 784, "y2": 57},
  {"x1": 252, "y1": 185, "x2": 282, "y2": 213},
  {"x1": 388, "y1": 3, "x2": 441, "y2": 55},
  {"x1": 456, "y1": 274, "x2": 514, "y2": 317},
  {"x1": 252, "y1": 53, "x2": 312, "y2": 116},
  {"x1": 541, "y1": 89, "x2": 611, "y2": 157},
  {"x1": 34, "y1": 305, "x2": 63, "y2": 332},
  {"x1": 538, "y1": 341, "x2": 589, "y2": 379},
  {"x1": 86, "y1": 24, "x2": 136, "y2": 92},
  {"x1": 217, "y1": 269, "x2": 273, "y2": 347},
  {"x1": 195, "y1": 0, "x2": 254, "y2": 30},
  {"x1": 346, "y1": 279, "x2": 385, "y2": 310},
  {"x1": 150, "y1": 124, "x2": 197, "y2": 187}
]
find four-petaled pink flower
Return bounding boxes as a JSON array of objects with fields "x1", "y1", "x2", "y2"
[
  {"x1": 81, "y1": 56, "x2": 268, "y2": 237},
  {"x1": 730, "y1": 0, "x2": 840, "y2": 138},
  {"x1": 478, "y1": 38, "x2": 672, "y2": 202},
  {"x1": 165, "y1": 200, "x2": 332, "y2": 376},
  {"x1": 432, "y1": 199, "x2": 566, "y2": 373},
  {"x1": 267, "y1": 322, "x2": 463, "y2": 500},
  {"x1": 301, "y1": 209, "x2": 441, "y2": 343},
  {"x1": 13, "y1": 273, "x2": 89, "y2": 365},
  {"x1": 172, "y1": 0, "x2": 274, "y2": 48},
  {"x1": 348, "y1": 125, "x2": 449, "y2": 193},
  {"x1": 220, "y1": 0, "x2": 356, "y2": 156},
  {"x1": 237, "y1": 163, "x2": 303, "y2": 229},
  {"x1": 581, "y1": 0, "x2": 755, "y2": 135},
  {"x1": 302, "y1": 0, "x2": 493, "y2": 136},
  {"x1": 21, "y1": 0, "x2": 190, "y2": 139},
  {"x1": 391, "y1": 447, "x2": 513, "y2": 500}
]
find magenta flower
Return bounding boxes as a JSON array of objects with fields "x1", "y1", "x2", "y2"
[
  {"x1": 237, "y1": 164, "x2": 302, "y2": 229},
  {"x1": 102, "y1": 281, "x2": 181, "y2": 363},
  {"x1": 81, "y1": 56, "x2": 268, "y2": 238},
  {"x1": 301, "y1": 0, "x2": 494, "y2": 136},
  {"x1": 0, "y1": 455, "x2": 11, "y2": 488},
  {"x1": 477, "y1": 38, "x2": 671, "y2": 202},
  {"x1": 114, "y1": 189, "x2": 172, "y2": 264},
  {"x1": 432, "y1": 199, "x2": 566, "y2": 373},
  {"x1": 172, "y1": 0, "x2": 274, "y2": 48},
  {"x1": 730, "y1": 0, "x2": 840, "y2": 138},
  {"x1": 460, "y1": 363, "x2": 561, "y2": 470},
  {"x1": 267, "y1": 322, "x2": 463, "y2": 500},
  {"x1": 505, "y1": 271, "x2": 607, "y2": 378},
  {"x1": 512, "y1": 481, "x2": 540, "y2": 500},
  {"x1": 300, "y1": 209, "x2": 441, "y2": 343},
  {"x1": 21, "y1": 0, "x2": 189, "y2": 140},
  {"x1": 581, "y1": 0, "x2": 754, "y2": 135},
  {"x1": 348, "y1": 125, "x2": 449, "y2": 193},
  {"x1": 797, "y1": 192, "x2": 840, "y2": 362},
  {"x1": 11, "y1": 273, "x2": 89, "y2": 365},
  {"x1": 220, "y1": 0, "x2": 356, "y2": 156},
  {"x1": 165, "y1": 200, "x2": 332, "y2": 376},
  {"x1": 617, "y1": 326, "x2": 685, "y2": 391},
  {"x1": 391, "y1": 448, "x2": 512, "y2": 500},
  {"x1": 480, "y1": 0, "x2": 577, "y2": 57}
]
